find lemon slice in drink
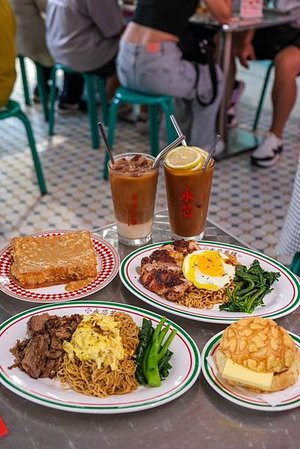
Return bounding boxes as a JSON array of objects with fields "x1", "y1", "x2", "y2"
[
  {"x1": 165, "y1": 146, "x2": 208, "y2": 170},
  {"x1": 191, "y1": 149, "x2": 209, "y2": 170}
]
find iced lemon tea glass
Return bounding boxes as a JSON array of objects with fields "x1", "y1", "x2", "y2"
[
  {"x1": 109, "y1": 153, "x2": 159, "y2": 246},
  {"x1": 164, "y1": 146, "x2": 215, "y2": 240}
]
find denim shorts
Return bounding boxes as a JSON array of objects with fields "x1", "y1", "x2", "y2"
[{"x1": 117, "y1": 40, "x2": 223, "y2": 104}]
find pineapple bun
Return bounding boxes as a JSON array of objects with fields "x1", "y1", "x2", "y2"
[{"x1": 216, "y1": 317, "x2": 300, "y2": 392}]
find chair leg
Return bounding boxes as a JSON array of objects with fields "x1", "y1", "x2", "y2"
[
  {"x1": 15, "y1": 110, "x2": 47, "y2": 195},
  {"x1": 103, "y1": 99, "x2": 119, "y2": 180},
  {"x1": 35, "y1": 63, "x2": 49, "y2": 122},
  {"x1": 149, "y1": 105, "x2": 160, "y2": 157},
  {"x1": 161, "y1": 99, "x2": 176, "y2": 144},
  {"x1": 48, "y1": 66, "x2": 58, "y2": 136},
  {"x1": 252, "y1": 62, "x2": 274, "y2": 132},
  {"x1": 97, "y1": 77, "x2": 109, "y2": 126},
  {"x1": 18, "y1": 56, "x2": 31, "y2": 106},
  {"x1": 85, "y1": 75, "x2": 100, "y2": 149}
]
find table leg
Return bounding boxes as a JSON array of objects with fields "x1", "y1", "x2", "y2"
[
  {"x1": 217, "y1": 31, "x2": 259, "y2": 157},
  {"x1": 217, "y1": 31, "x2": 232, "y2": 143}
]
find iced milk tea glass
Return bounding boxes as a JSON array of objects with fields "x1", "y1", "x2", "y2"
[
  {"x1": 109, "y1": 153, "x2": 159, "y2": 246},
  {"x1": 164, "y1": 154, "x2": 215, "y2": 240}
]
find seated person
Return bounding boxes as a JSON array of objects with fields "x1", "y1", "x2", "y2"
[
  {"x1": 46, "y1": 0, "x2": 124, "y2": 112},
  {"x1": 117, "y1": 0, "x2": 232, "y2": 150},
  {"x1": 235, "y1": 24, "x2": 300, "y2": 167},
  {"x1": 9, "y1": 0, "x2": 54, "y2": 103},
  {"x1": 0, "y1": 0, "x2": 16, "y2": 108}
]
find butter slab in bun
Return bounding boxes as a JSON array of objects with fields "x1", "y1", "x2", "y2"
[{"x1": 215, "y1": 317, "x2": 300, "y2": 392}]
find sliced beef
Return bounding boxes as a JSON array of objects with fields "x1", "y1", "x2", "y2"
[
  {"x1": 9, "y1": 339, "x2": 29, "y2": 367},
  {"x1": 28, "y1": 313, "x2": 51, "y2": 336},
  {"x1": 20, "y1": 334, "x2": 49, "y2": 379},
  {"x1": 40, "y1": 359, "x2": 57, "y2": 379},
  {"x1": 9, "y1": 313, "x2": 82, "y2": 380}
]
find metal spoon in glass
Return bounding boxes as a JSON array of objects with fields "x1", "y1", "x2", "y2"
[
  {"x1": 152, "y1": 134, "x2": 187, "y2": 169},
  {"x1": 98, "y1": 121, "x2": 115, "y2": 165}
]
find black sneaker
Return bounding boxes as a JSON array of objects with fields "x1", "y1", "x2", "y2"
[
  {"x1": 33, "y1": 86, "x2": 60, "y2": 104},
  {"x1": 57, "y1": 99, "x2": 87, "y2": 114}
]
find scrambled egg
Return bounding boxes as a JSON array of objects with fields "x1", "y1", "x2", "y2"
[{"x1": 63, "y1": 313, "x2": 124, "y2": 371}]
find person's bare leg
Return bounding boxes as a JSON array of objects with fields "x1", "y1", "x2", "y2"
[{"x1": 270, "y1": 46, "x2": 300, "y2": 138}]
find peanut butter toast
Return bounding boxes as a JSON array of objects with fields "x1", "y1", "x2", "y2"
[{"x1": 10, "y1": 231, "x2": 97, "y2": 289}]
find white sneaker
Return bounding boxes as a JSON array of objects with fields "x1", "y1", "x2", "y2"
[{"x1": 251, "y1": 132, "x2": 283, "y2": 167}]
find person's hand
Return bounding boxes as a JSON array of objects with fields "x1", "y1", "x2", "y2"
[{"x1": 236, "y1": 41, "x2": 256, "y2": 68}]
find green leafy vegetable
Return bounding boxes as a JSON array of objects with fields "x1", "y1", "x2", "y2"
[
  {"x1": 135, "y1": 318, "x2": 153, "y2": 385},
  {"x1": 219, "y1": 259, "x2": 280, "y2": 314},
  {"x1": 158, "y1": 350, "x2": 173, "y2": 380},
  {"x1": 135, "y1": 317, "x2": 176, "y2": 387}
]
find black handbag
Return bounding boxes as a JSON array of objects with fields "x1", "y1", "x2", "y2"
[{"x1": 178, "y1": 23, "x2": 218, "y2": 107}]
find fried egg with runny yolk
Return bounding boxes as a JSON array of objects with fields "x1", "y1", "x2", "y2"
[{"x1": 182, "y1": 250, "x2": 235, "y2": 291}]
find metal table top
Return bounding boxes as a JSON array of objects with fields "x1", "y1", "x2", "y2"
[
  {"x1": 190, "y1": 9, "x2": 300, "y2": 32},
  {"x1": 120, "y1": 1, "x2": 300, "y2": 32},
  {"x1": 1, "y1": 212, "x2": 300, "y2": 449}
]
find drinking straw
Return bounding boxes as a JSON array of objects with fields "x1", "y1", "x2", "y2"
[
  {"x1": 170, "y1": 115, "x2": 187, "y2": 146},
  {"x1": 203, "y1": 134, "x2": 221, "y2": 170},
  {"x1": 152, "y1": 134, "x2": 187, "y2": 168},
  {"x1": 98, "y1": 122, "x2": 115, "y2": 165}
]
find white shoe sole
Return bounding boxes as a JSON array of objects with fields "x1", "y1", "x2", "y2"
[{"x1": 251, "y1": 154, "x2": 281, "y2": 167}]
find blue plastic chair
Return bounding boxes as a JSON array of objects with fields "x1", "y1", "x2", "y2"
[{"x1": 103, "y1": 86, "x2": 176, "y2": 179}]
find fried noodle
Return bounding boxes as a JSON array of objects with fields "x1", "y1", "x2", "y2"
[
  {"x1": 175, "y1": 252, "x2": 238, "y2": 309},
  {"x1": 57, "y1": 312, "x2": 140, "y2": 397},
  {"x1": 178, "y1": 279, "x2": 235, "y2": 309}
]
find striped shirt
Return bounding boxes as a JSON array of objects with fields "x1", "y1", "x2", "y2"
[{"x1": 277, "y1": 160, "x2": 300, "y2": 255}]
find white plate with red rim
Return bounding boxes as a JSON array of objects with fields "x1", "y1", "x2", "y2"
[
  {"x1": 0, "y1": 301, "x2": 201, "y2": 414},
  {"x1": 202, "y1": 330, "x2": 300, "y2": 411},
  {"x1": 119, "y1": 240, "x2": 300, "y2": 324},
  {"x1": 0, "y1": 231, "x2": 120, "y2": 303}
]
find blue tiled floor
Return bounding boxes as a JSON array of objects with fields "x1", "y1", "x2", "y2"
[{"x1": 0, "y1": 59, "x2": 299, "y2": 266}]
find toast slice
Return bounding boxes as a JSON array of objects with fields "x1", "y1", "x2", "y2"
[{"x1": 10, "y1": 231, "x2": 98, "y2": 289}]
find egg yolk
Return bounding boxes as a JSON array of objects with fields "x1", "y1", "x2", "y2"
[{"x1": 197, "y1": 251, "x2": 225, "y2": 276}]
